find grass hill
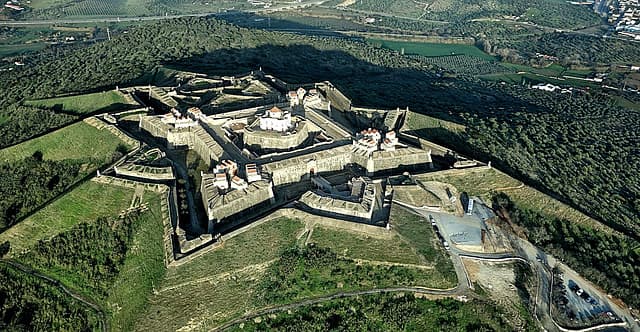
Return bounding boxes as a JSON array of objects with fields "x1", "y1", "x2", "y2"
[{"x1": 0, "y1": 120, "x2": 134, "y2": 232}]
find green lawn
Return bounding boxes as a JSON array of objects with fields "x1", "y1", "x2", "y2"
[
  {"x1": 0, "y1": 121, "x2": 131, "y2": 163},
  {"x1": 368, "y1": 38, "x2": 495, "y2": 60},
  {"x1": 24, "y1": 90, "x2": 132, "y2": 115},
  {"x1": 309, "y1": 226, "x2": 423, "y2": 265},
  {"x1": 0, "y1": 180, "x2": 135, "y2": 256}
]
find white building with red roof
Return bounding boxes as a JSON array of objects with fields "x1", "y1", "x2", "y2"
[{"x1": 259, "y1": 106, "x2": 292, "y2": 132}]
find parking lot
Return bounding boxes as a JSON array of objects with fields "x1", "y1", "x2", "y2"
[
  {"x1": 552, "y1": 271, "x2": 620, "y2": 327},
  {"x1": 432, "y1": 197, "x2": 493, "y2": 247}
]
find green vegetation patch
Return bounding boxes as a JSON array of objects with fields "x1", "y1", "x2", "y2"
[
  {"x1": 0, "y1": 263, "x2": 102, "y2": 331},
  {"x1": 390, "y1": 205, "x2": 457, "y2": 287},
  {"x1": 0, "y1": 120, "x2": 131, "y2": 162},
  {"x1": 0, "y1": 120, "x2": 132, "y2": 232},
  {"x1": 14, "y1": 189, "x2": 165, "y2": 331},
  {"x1": 309, "y1": 226, "x2": 423, "y2": 265},
  {"x1": 0, "y1": 43, "x2": 48, "y2": 57},
  {"x1": 230, "y1": 293, "x2": 523, "y2": 331},
  {"x1": 0, "y1": 181, "x2": 135, "y2": 256},
  {"x1": 24, "y1": 90, "x2": 131, "y2": 115},
  {"x1": 0, "y1": 185, "x2": 164, "y2": 331},
  {"x1": 368, "y1": 38, "x2": 494, "y2": 60},
  {"x1": 107, "y1": 191, "x2": 166, "y2": 331},
  {"x1": 257, "y1": 245, "x2": 452, "y2": 305},
  {"x1": 161, "y1": 217, "x2": 304, "y2": 288},
  {"x1": 135, "y1": 217, "x2": 304, "y2": 331}
]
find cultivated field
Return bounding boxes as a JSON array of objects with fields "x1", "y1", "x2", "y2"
[
  {"x1": 0, "y1": 120, "x2": 131, "y2": 162},
  {"x1": 23, "y1": 0, "x2": 256, "y2": 19},
  {"x1": 0, "y1": 180, "x2": 136, "y2": 256},
  {"x1": 24, "y1": 90, "x2": 133, "y2": 115},
  {"x1": 368, "y1": 39, "x2": 495, "y2": 60}
]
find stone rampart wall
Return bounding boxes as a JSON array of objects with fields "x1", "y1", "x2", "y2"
[
  {"x1": 209, "y1": 184, "x2": 274, "y2": 222},
  {"x1": 139, "y1": 116, "x2": 223, "y2": 164},
  {"x1": 318, "y1": 82, "x2": 351, "y2": 111},
  {"x1": 370, "y1": 148, "x2": 431, "y2": 172},
  {"x1": 243, "y1": 122, "x2": 310, "y2": 151}
]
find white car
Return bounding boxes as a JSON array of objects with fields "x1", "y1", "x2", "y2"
[{"x1": 576, "y1": 289, "x2": 584, "y2": 296}]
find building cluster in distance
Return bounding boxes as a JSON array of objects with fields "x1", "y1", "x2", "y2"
[
  {"x1": 606, "y1": 0, "x2": 640, "y2": 39},
  {"x1": 136, "y1": 70, "x2": 438, "y2": 253}
]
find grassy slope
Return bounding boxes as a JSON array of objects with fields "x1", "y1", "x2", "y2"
[
  {"x1": 390, "y1": 205, "x2": 457, "y2": 287},
  {"x1": 137, "y1": 209, "x2": 461, "y2": 331},
  {"x1": 24, "y1": 90, "x2": 131, "y2": 115},
  {"x1": 106, "y1": 190, "x2": 166, "y2": 331},
  {"x1": 0, "y1": 120, "x2": 131, "y2": 162},
  {"x1": 309, "y1": 226, "x2": 423, "y2": 265},
  {"x1": 0, "y1": 180, "x2": 135, "y2": 256},
  {"x1": 135, "y1": 217, "x2": 305, "y2": 331}
]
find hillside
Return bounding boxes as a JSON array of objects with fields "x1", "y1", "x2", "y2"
[{"x1": 0, "y1": 16, "x2": 637, "y2": 326}]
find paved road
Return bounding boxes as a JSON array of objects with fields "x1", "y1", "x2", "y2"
[{"x1": 0, "y1": 259, "x2": 108, "y2": 332}]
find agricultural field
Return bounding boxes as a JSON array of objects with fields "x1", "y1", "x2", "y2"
[
  {"x1": 368, "y1": 39, "x2": 494, "y2": 60},
  {"x1": 0, "y1": 180, "x2": 136, "y2": 256},
  {"x1": 24, "y1": 90, "x2": 134, "y2": 115},
  {"x1": 419, "y1": 54, "x2": 509, "y2": 75},
  {"x1": 0, "y1": 120, "x2": 132, "y2": 162},
  {"x1": 367, "y1": 39, "x2": 509, "y2": 75},
  {"x1": 348, "y1": 0, "x2": 600, "y2": 29},
  {"x1": 0, "y1": 43, "x2": 48, "y2": 58},
  {"x1": 21, "y1": 0, "x2": 256, "y2": 19}
]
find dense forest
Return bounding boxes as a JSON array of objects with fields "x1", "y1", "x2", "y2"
[
  {"x1": 0, "y1": 264, "x2": 101, "y2": 331},
  {"x1": 0, "y1": 152, "x2": 82, "y2": 231},
  {"x1": 231, "y1": 292, "x2": 534, "y2": 331},
  {"x1": 493, "y1": 193, "x2": 640, "y2": 308}
]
